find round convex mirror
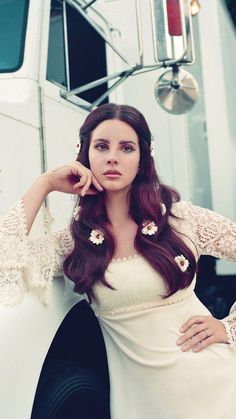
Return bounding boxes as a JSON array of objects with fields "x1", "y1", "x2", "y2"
[{"x1": 154, "y1": 68, "x2": 199, "y2": 115}]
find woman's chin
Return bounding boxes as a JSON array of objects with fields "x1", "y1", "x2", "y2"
[{"x1": 103, "y1": 184, "x2": 131, "y2": 194}]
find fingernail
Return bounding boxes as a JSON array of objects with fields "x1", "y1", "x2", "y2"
[
  {"x1": 192, "y1": 348, "x2": 198, "y2": 352},
  {"x1": 180, "y1": 327, "x2": 184, "y2": 332},
  {"x1": 176, "y1": 339, "x2": 182, "y2": 345}
]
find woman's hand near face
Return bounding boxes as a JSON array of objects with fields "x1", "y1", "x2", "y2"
[
  {"x1": 176, "y1": 315, "x2": 228, "y2": 352},
  {"x1": 45, "y1": 161, "x2": 103, "y2": 196},
  {"x1": 22, "y1": 162, "x2": 103, "y2": 234}
]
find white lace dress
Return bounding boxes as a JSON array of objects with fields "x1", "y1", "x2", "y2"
[{"x1": 1, "y1": 200, "x2": 236, "y2": 419}]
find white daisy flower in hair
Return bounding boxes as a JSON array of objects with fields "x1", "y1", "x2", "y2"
[
  {"x1": 175, "y1": 255, "x2": 189, "y2": 272},
  {"x1": 160, "y1": 203, "x2": 166, "y2": 215},
  {"x1": 150, "y1": 140, "x2": 155, "y2": 157},
  {"x1": 76, "y1": 141, "x2": 81, "y2": 154},
  {"x1": 141, "y1": 221, "x2": 158, "y2": 236},
  {"x1": 73, "y1": 206, "x2": 81, "y2": 221},
  {"x1": 89, "y1": 229, "x2": 105, "y2": 245}
]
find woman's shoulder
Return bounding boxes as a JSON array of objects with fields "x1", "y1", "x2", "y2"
[
  {"x1": 170, "y1": 200, "x2": 208, "y2": 219},
  {"x1": 169, "y1": 200, "x2": 235, "y2": 230},
  {"x1": 168, "y1": 200, "x2": 207, "y2": 232},
  {"x1": 169, "y1": 200, "x2": 191, "y2": 218}
]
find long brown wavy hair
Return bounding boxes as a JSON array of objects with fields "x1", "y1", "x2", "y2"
[{"x1": 63, "y1": 103, "x2": 197, "y2": 302}]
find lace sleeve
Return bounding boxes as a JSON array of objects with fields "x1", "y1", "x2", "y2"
[
  {"x1": 221, "y1": 303, "x2": 236, "y2": 350},
  {"x1": 53, "y1": 227, "x2": 74, "y2": 274},
  {"x1": 0, "y1": 200, "x2": 74, "y2": 306},
  {"x1": 175, "y1": 201, "x2": 236, "y2": 348},
  {"x1": 178, "y1": 201, "x2": 236, "y2": 261}
]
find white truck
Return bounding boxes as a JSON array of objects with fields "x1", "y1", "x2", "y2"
[
  {"x1": 0, "y1": 1, "x2": 235, "y2": 418},
  {"x1": 0, "y1": 1, "x2": 112, "y2": 417}
]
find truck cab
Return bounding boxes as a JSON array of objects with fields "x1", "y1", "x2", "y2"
[
  {"x1": 0, "y1": 1, "x2": 235, "y2": 418},
  {"x1": 0, "y1": 1, "x2": 111, "y2": 418}
]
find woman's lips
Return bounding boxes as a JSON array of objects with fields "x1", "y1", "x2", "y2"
[
  {"x1": 103, "y1": 173, "x2": 121, "y2": 179},
  {"x1": 103, "y1": 170, "x2": 121, "y2": 178}
]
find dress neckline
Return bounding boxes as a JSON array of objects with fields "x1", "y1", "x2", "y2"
[{"x1": 111, "y1": 254, "x2": 141, "y2": 263}]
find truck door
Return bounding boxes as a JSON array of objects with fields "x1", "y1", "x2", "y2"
[{"x1": 40, "y1": 0, "x2": 108, "y2": 228}]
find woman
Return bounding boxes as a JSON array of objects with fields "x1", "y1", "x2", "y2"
[{"x1": 1, "y1": 103, "x2": 236, "y2": 419}]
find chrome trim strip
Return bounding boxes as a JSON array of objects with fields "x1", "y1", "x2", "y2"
[
  {"x1": 135, "y1": 0, "x2": 144, "y2": 66},
  {"x1": 63, "y1": 1, "x2": 70, "y2": 90}
]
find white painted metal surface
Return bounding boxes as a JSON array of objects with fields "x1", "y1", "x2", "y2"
[
  {"x1": 0, "y1": 1, "x2": 235, "y2": 418},
  {"x1": 0, "y1": 2, "x2": 84, "y2": 418},
  {"x1": 198, "y1": 0, "x2": 236, "y2": 274}
]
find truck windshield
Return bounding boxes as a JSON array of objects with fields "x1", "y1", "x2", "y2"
[{"x1": 0, "y1": 0, "x2": 29, "y2": 73}]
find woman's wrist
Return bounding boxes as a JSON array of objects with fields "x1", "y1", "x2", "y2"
[{"x1": 37, "y1": 172, "x2": 56, "y2": 195}]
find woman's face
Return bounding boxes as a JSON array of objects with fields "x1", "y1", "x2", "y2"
[{"x1": 88, "y1": 119, "x2": 140, "y2": 193}]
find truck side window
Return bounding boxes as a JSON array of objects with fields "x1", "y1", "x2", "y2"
[
  {"x1": 47, "y1": 1, "x2": 67, "y2": 87},
  {"x1": 47, "y1": 0, "x2": 108, "y2": 104},
  {"x1": 0, "y1": 0, "x2": 29, "y2": 73}
]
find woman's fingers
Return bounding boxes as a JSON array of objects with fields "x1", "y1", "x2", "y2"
[
  {"x1": 73, "y1": 173, "x2": 103, "y2": 196},
  {"x1": 73, "y1": 173, "x2": 90, "y2": 190},
  {"x1": 180, "y1": 315, "x2": 206, "y2": 333},
  {"x1": 180, "y1": 330, "x2": 212, "y2": 351},
  {"x1": 91, "y1": 174, "x2": 104, "y2": 192},
  {"x1": 190, "y1": 336, "x2": 215, "y2": 353},
  {"x1": 49, "y1": 161, "x2": 103, "y2": 196},
  {"x1": 71, "y1": 164, "x2": 103, "y2": 196},
  {"x1": 177, "y1": 323, "x2": 207, "y2": 345},
  {"x1": 177, "y1": 315, "x2": 228, "y2": 352},
  {"x1": 81, "y1": 174, "x2": 94, "y2": 196}
]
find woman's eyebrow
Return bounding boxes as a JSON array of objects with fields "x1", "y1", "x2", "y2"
[
  {"x1": 93, "y1": 138, "x2": 137, "y2": 145},
  {"x1": 93, "y1": 138, "x2": 110, "y2": 143},
  {"x1": 119, "y1": 140, "x2": 137, "y2": 145}
]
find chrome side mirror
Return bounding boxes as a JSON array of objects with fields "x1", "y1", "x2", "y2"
[
  {"x1": 154, "y1": 66, "x2": 199, "y2": 114},
  {"x1": 151, "y1": 0, "x2": 199, "y2": 114},
  {"x1": 150, "y1": 0, "x2": 195, "y2": 64}
]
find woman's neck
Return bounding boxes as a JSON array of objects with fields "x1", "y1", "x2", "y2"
[{"x1": 105, "y1": 190, "x2": 131, "y2": 228}]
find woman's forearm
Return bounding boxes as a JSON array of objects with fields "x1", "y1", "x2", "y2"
[{"x1": 22, "y1": 173, "x2": 52, "y2": 234}]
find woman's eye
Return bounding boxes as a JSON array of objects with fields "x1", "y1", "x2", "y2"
[
  {"x1": 95, "y1": 143, "x2": 108, "y2": 151},
  {"x1": 122, "y1": 144, "x2": 135, "y2": 153}
]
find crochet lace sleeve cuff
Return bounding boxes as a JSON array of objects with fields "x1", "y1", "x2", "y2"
[
  {"x1": 221, "y1": 303, "x2": 236, "y2": 350},
  {"x1": 0, "y1": 200, "x2": 73, "y2": 306}
]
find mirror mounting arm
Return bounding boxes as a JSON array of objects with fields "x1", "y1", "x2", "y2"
[{"x1": 82, "y1": 0, "x2": 99, "y2": 11}]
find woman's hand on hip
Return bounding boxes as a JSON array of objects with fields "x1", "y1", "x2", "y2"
[
  {"x1": 43, "y1": 161, "x2": 103, "y2": 196},
  {"x1": 176, "y1": 315, "x2": 228, "y2": 352}
]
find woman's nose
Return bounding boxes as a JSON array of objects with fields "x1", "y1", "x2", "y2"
[
  {"x1": 107, "y1": 157, "x2": 118, "y2": 164},
  {"x1": 106, "y1": 150, "x2": 118, "y2": 164}
]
